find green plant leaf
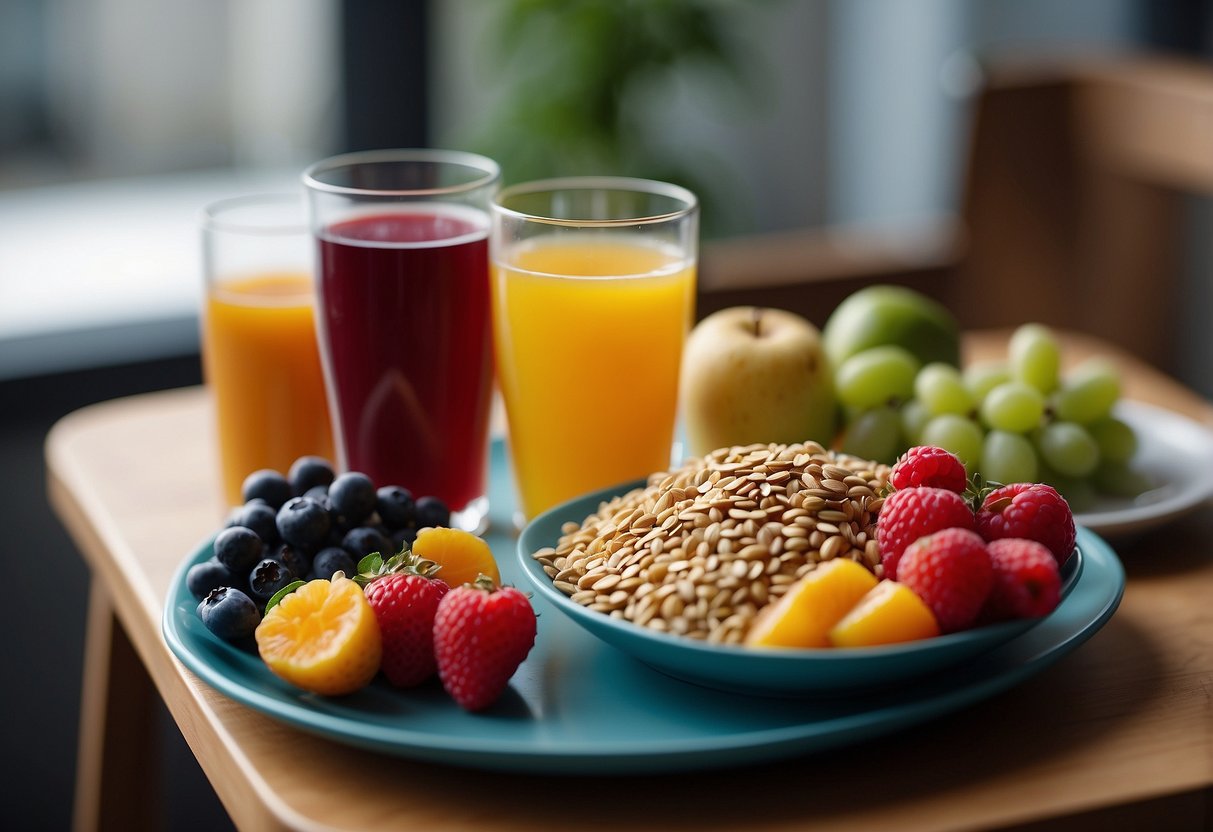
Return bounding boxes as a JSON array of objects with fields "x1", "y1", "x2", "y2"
[{"x1": 264, "y1": 581, "x2": 305, "y2": 614}]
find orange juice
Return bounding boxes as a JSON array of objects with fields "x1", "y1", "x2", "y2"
[
  {"x1": 493, "y1": 238, "x2": 695, "y2": 518},
  {"x1": 202, "y1": 272, "x2": 334, "y2": 505}
]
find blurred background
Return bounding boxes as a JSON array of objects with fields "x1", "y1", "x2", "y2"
[{"x1": 2, "y1": 0, "x2": 1210, "y2": 828}]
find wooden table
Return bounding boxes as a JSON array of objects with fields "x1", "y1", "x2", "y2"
[{"x1": 48, "y1": 331, "x2": 1213, "y2": 832}]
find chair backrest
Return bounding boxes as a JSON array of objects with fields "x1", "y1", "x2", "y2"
[
  {"x1": 699, "y1": 55, "x2": 1213, "y2": 373},
  {"x1": 951, "y1": 55, "x2": 1213, "y2": 369}
]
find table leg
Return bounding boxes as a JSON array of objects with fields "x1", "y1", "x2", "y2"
[{"x1": 73, "y1": 578, "x2": 160, "y2": 832}]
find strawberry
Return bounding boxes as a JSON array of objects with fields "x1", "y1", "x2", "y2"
[
  {"x1": 876, "y1": 486, "x2": 975, "y2": 581},
  {"x1": 890, "y1": 445, "x2": 968, "y2": 493},
  {"x1": 975, "y1": 482, "x2": 1076, "y2": 566},
  {"x1": 434, "y1": 576, "x2": 537, "y2": 712},
  {"x1": 982, "y1": 538, "x2": 1062, "y2": 621},
  {"x1": 357, "y1": 551, "x2": 449, "y2": 688},
  {"x1": 897, "y1": 528, "x2": 993, "y2": 633}
]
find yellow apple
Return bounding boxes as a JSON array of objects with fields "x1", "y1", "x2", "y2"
[{"x1": 681, "y1": 307, "x2": 836, "y2": 457}]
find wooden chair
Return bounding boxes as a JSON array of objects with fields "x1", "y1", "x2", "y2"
[{"x1": 699, "y1": 54, "x2": 1213, "y2": 373}]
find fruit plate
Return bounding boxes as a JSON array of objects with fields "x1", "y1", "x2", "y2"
[
  {"x1": 1074, "y1": 400, "x2": 1213, "y2": 539},
  {"x1": 519, "y1": 480, "x2": 1083, "y2": 697},
  {"x1": 163, "y1": 443, "x2": 1123, "y2": 775}
]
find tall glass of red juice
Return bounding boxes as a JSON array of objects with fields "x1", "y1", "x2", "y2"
[{"x1": 303, "y1": 150, "x2": 499, "y2": 532}]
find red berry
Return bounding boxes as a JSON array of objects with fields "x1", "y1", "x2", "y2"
[
  {"x1": 891, "y1": 446, "x2": 968, "y2": 493},
  {"x1": 982, "y1": 538, "x2": 1062, "y2": 621},
  {"x1": 434, "y1": 577, "x2": 537, "y2": 712},
  {"x1": 876, "y1": 487, "x2": 975, "y2": 581},
  {"x1": 898, "y1": 528, "x2": 993, "y2": 633},
  {"x1": 975, "y1": 483, "x2": 1075, "y2": 566},
  {"x1": 364, "y1": 573, "x2": 449, "y2": 687}
]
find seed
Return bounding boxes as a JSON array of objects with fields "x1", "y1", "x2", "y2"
[
  {"x1": 820, "y1": 535, "x2": 848, "y2": 561},
  {"x1": 592, "y1": 573, "x2": 622, "y2": 592},
  {"x1": 531, "y1": 440, "x2": 890, "y2": 642}
]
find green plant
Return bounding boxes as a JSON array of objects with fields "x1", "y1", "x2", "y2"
[{"x1": 463, "y1": 0, "x2": 758, "y2": 236}]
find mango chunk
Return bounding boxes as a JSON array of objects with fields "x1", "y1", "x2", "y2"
[
  {"x1": 828, "y1": 580, "x2": 940, "y2": 648},
  {"x1": 745, "y1": 558, "x2": 878, "y2": 649}
]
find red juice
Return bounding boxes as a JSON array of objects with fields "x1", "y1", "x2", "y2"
[{"x1": 315, "y1": 209, "x2": 492, "y2": 510}]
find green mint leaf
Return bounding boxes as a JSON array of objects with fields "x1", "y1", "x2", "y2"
[{"x1": 264, "y1": 580, "x2": 305, "y2": 614}]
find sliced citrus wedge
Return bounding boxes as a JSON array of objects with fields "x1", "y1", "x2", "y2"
[
  {"x1": 745, "y1": 558, "x2": 878, "y2": 649},
  {"x1": 255, "y1": 575, "x2": 381, "y2": 695},
  {"x1": 411, "y1": 527, "x2": 499, "y2": 588},
  {"x1": 829, "y1": 580, "x2": 940, "y2": 648}
]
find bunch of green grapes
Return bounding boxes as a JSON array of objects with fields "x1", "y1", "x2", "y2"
[{"x1": 834, "y1": 324, "x2": 1147, "y2": 507}]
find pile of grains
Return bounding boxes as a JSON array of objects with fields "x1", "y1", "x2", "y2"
[{"x1": 531, "y1": 441, "x2": 892, "y2": 644}]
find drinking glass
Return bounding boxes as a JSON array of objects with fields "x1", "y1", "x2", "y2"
[
  {"x1": 303, "y1": 149, "x2": 500, "y2": 533},
  {"x1": 200, "y1": 193, "x2": 334, "y2": 507},
  {"x1": 491, "y1": 177, "x2": 698, "y2": 522}
]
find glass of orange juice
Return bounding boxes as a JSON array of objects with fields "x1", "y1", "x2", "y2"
[
  {"x1": 201, "y1": 194, "x2": 334, "y2": 507},
  {"x1": 491, "y1": 177, "x2": 698, "y2": 522}
]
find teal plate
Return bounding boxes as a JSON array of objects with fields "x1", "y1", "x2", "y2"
[
  {"x1": 163, "y1": 443, "x2": 1124, "y2": 774},
  {"x1": 519, "y1": 479, "x2": 1084, "y2": 696}
]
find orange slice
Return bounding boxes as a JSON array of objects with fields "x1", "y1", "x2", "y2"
[
  {"x1": 829, "y1": 580, "x2": 940, "y2": 648},
  {"x1": 255, "y1": 575, "x2": 381, "y2": 695},
  {"x1": 745, "y1": 558, "x2": 878, "y2": 649},
  {"x1": 411, "y1": 527, "x2": 500, "y2": 589}
]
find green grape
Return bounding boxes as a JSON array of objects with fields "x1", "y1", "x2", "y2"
[
  {"x1": 914, "y1": 362, "x2": 973, "y2": 416},
  {"x1": 834, "y1": 346, "x2": 920, "y2": 410},
  {"x1": 1088, "y1": 416, "x2": 1137, "y2": 464},
  {"x1": 981, "y1": 430, "x2": 1039, "y2": 485},
  {"x1": 920, "y1": 413, "x2": 983, "y2": 473},
  {"x1": 900, "y1": 398, "x2": 931, "y2": 446},
  {"x1": 964, "y1": 361, "x2": 1011, "y2": 403},
  {"x1": 980, "y1": 381, "x2": 1045, "y2": 433},
  {"x1": 840, "y1": 407, "x2": 902, "y2": 463},
  {"x1": 1035, "y1": 421, "x2": 1100, "y2": 477},
  {"x1": 1092, "y1": 459, "x2": 1152, "y2": 497},
  {"x1": 1053, "y1": 359, "x2": 1120, "y2": 424},
  {"x1": 1008, "y1": 323, "x2": 1061, "y2": 393},
  {"x1": 1038, "y1": 463, "x2": 1097, "y2": 512}
]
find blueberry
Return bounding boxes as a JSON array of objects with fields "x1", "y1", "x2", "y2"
[
  {"x1": 276, "y1": 497, "x2": 331, "y2": 551},
  {"x1": 248, "y1": 558, "x2": 295, "y2": 602},
  {"x1": 312, "y1": 547, "x2": 356, "y2": 580},
  {"x1": 390, "y1": 526, "x2": 418, "y2": 552},
  {"x1": 230, "y1": 501, "x2": 280, "y2": 544},
  {"x1": 302, "y1": 485, "x2": 330, "y2": 506},
  {"x1": 226, "y1": 498, "x2": 266, "y2": 527},
  {"x1": 414, "y1": 495, "x2": 450, "y2": 529},
  {"x1": 186, "y1": 558, "x2": 235, "y2": 599},
  {"x1": 197, "y1": 587, "x2": 260, "y2": 641},
  {"x1": 270, "y1": 544, "x2": 312, "y2": 579},
  {"x1": 241, "y1": 469, "x2": 292, "y2": 509},
  {"x1": 289, "y1": 456, "x2": 335, "y2": 496},
  {"x1": 376, "y1": 486, "x2": 415, "y2": 530},
  {"x1": 328, "y1": 472, "x2": 377, "y2": 525},
  {"x1": 214, "y1": 526, "x2": 265, "y2": 573},
  {"x1": 341, "y1": 526, "x2": 394, "y2": 560}
]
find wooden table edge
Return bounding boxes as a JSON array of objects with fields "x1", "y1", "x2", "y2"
[
  {"x1": 47, "y1": 391, "x2": 334, "y2": 832},
  {"x1": 43, "y1": 332, "x2": 1213, "y2": 831}
]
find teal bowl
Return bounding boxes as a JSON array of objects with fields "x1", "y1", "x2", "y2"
[{"x1": 517, "y1": 480, "x2": 1084, "y2": 697}]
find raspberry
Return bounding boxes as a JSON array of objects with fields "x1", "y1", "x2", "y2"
[
  {"x1": 975, "y1": 483, "x2": 1075, "y2": 566},
  {"x1": 897, "y1": 528, "x2": 993, "y2": 633},
  {"x1": 891, "y1": 446, "x2": 968, "y2": 493},
  {"x1": 876, "y1": 487, "x2": 975, "y2": 581},
  {"x1": 982, "y1": 538, "x2": 1061, "y2": 621}
]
